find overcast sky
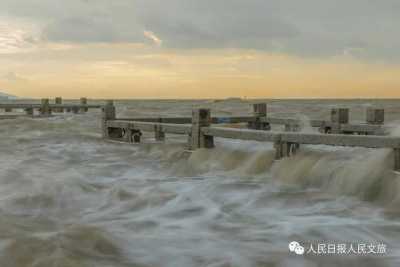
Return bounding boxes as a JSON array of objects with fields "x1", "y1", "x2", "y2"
[{"x1": 1, "y1": 0, "x2": 400, "y2": 98}]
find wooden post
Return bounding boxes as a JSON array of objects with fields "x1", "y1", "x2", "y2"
[
  {"x1": 366, "y1": 108, "x2": 384, "y2": 125},
  {"x1": 249, "y1": 103, "x2": 270, "y2": 130},
  {"x1": 40, "y1": 98, "x2": 52, "y2": 116},
  {"x1": 80, "y1": 97, "x2": 88, "y2": 112},
  {"x1": 102, "y1": 100, "x2": 116, "y2": 138},
  {"x1": 55, "y1": 97, "x2": 63, "y2": 112},
  {"x1": 190, "y1": 109, "x2": 214, "y2": 150},
  {"x1": 394, "y1": 148, "x2": 400, "y2": 172}
]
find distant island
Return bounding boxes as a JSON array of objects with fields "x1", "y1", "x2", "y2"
[{"x1": 0, "y1": 92, "x2": 17, "y2": 100}]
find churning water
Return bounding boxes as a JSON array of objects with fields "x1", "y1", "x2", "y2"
[{"x1": 1, "y1": 99, "x2": 400, "y2": 267}]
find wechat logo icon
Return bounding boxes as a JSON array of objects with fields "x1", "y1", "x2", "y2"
[{"x1": 289, "y1": 241, "x2": 305, "y2": 255}]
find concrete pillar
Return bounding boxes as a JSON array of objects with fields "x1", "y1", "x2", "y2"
[
  {"x1": 274, "y1": 141, "x2": 283, "y2": 160},
  {"x1": 282, "y1": 142, "x2": 290, "y2": 157},
  {"x1": 154, "y1": 120, "x2": 165, "y2": 141},
  {"x1": 248, "y1": 103, "x2": 271, "y2": 130},
  {"x1": 122, "y1": 128, "x2": 131, "y2": 142},
  {"x1": 25, "y1": 107, "x2": 34, "y2": 116},
  {"x1": 132, "y1": 130, "x2": 142, "y2": 143},
  {"x1": 253, "y1": 103, "x2": 267, "y2": 117},
  {"x1": 331, "y1": 108, "x2": 349, "y2": 124},
  {"x1": 102, "y1": 100, "x2": 116, "y2": 138},
  {"x1": 80, "y1": 97, "x2": 88, "y2": 112},
  {"x1": 394, "y1": 148, "x2": 400, "y2": 172},
  {"x1": 190, "y1": 109, "x2": 214, "y2": 150},
  {"x1": 366, "y1": 108, "x2": 384, "y2": 125},
  {"x1": 40, "y1": 98, "x2": 52, "y2": 116},
  {"x1": 55, "y1": 97, "x2": 63, "y2": 113},
  {"x1": 285, "y1": 124, "x2": 300, "y2": 132},
  {"x1": 291, "y1": 143, "x2": 300, "y2": 155}
]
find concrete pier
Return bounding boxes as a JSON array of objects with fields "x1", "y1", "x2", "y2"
[
  {"x1": 331, "y1": 108, "x2": 349, "y2": 124},
  {"x1": 54, "y1": 97, "x2": 63, "y2": 112},
  {"x1": 0, "y1": 97, "x2": 102, "y2": 118},
  {"x1": 154, "y1": 119, "x2": 166, "y2": 141},
  {"x1": 367, "y1": 108, "x2": 384, "y2": 125},
  {"x1": 25, "y1": 107, "x2": 34, "y2": 116},
  {"x1": 248, "y1": 103, "x2": 271, "y2": 130},
  {"x1": 80, "y1": 97, "x2": 88, "y2": 112},
  {"x1": 102, "y1": 106, "x2": 400, "y2": 171},
  {"x1": 395, "y1": 148, "x2": 400, "y2": 172},
  {"x1": 40, "y1": 98, "x2": 52, "y2": 116},
  {"x1": 121, "y1": 104, "x2": 385, "y2": 136},
  {"x1": 102, "y1": 100, "x2": 116, "y2": 138},
  {"x1": 190, "y1": 109, "x2": 214, "y2": 149}
]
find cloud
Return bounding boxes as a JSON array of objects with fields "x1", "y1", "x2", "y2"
[
  {"x1": 2, "y1": 71, "x2": 26, "y2": 82},
  {"x1": 0, "y1": 18, "x2": 40, "y2": 54},
  {"x1": 0, "y1": 0, "x2": 400, "y2": 61},
  {"x1": 143, "y1": 30, "x2": 162, "y2": 46}
]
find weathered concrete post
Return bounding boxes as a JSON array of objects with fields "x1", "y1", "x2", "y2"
[
  {"x1": 291, "y1": 143, "x2": 300, "y2": 155},
  {"x1": 40, "y1": 98, "x2": 52, "y2": 116},
  {"x1": 132, "y1": 130, "x2": 142, "y2": 143},
  {"x1": 282, "y1": 142, "x2": 290, "y2": 157},
  {"x1": 190, "y1": 109, "x2": 214, "y2": 150},
  {"x1": 274, "y1": 141, "x2": 283, "y2": 160},
  {"x1": 328, "y1": 108, "x2": 349, "y2": 134},
  {"x1": 248, "y1": 103, "x2": 271, "y2": 130},
  {"x1": 25, "y1": 107, "x2": 34, "y2": 116},
  {"x1": 366, "y1": 108, "x2": 384, "y2": 125},
  {"x1": 394, "y1": 148, "x2": 400, "y2": 172},
  {"x1": 102, "y1": 100, "x2": 116, "y2": 138},
  {"x1": 285, "y1": 124, "x2": 300, "y2": 132},
  {"x1": 80, "y1": 97, "x2": 88, "y2": 112},
  {"x1": 154, "y1": 118, "x2": 165, "y2": 141},
  {"x1": 55, "y1": 97, "x2": 63, "y2": 113},
  {"x1": 72, "y1": 106, "x2": 79, "y2": 114},
  {"x1": 331, "y1": 108, "x2": 349, "y2": 123}
]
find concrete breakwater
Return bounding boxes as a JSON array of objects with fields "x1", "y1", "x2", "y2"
[
  {"x1": 0, "y1": 97, "x2": 102, "y2": 117},
  {"x1": 101, "y1": 101, "x2": 400, "y2": 171}
]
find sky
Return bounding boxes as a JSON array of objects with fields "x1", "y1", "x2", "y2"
[{"x1": 1, "y1": 0, "x2": 400, "y2": 98}]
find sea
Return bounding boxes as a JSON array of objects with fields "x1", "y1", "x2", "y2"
[{"x1": 0, "y1": 98, "x2": 400, "y2": 267}]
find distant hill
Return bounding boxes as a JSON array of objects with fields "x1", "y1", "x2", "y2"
[{"x1": 0, "y1": 91, "x2": 17, "y2": 100}]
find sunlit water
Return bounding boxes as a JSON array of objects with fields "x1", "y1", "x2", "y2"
[{"x1": 1, "y1": 99, "x2": 400, "y2": 267}]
